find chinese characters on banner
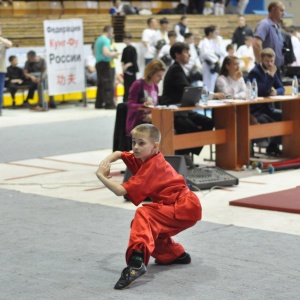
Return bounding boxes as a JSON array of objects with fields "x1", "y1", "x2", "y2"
[{"x1": 43, "y1": 19, "x2": 85, "y2": 95}]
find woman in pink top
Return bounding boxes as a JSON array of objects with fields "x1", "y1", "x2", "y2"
[{"x1": 126, "y1": 59, "x2": 166, "y2": 135}]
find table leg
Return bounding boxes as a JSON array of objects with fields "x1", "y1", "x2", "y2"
[
  {"x1": 282, "y1": 100, "x2": 300, "y2": 158},
  {"x1": 152, "y1": 109, "x2": 175, "y2": 155},
  {"x1": 214, "y1": 106, "x2": 239, "y2": 170}
]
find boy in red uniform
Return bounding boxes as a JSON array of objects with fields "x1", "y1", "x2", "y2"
[{"x1": 96, "y1": 124, "x2": 202, "y2": 289}]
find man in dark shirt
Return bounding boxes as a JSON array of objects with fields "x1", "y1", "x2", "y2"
[
  {"x1": 232, "y1": 16, "x2": 253, "y2": 50},
  {"x1": 160, "y1": 42, "x2": 214, "y2": 156},
  {"x1": 121, "y1": 32, "x2": 139, "y2": 102}
]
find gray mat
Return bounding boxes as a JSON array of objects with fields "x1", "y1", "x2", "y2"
[
  {"x1": 1, "y1": 188, "x2": 299, "y2": 300},
  {"x1": 0, "y1": 117, "x2": 114, "y2": 163}
]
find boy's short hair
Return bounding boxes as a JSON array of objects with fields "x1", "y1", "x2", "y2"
[
  {"x1": 261, "y1": 48, "x2": 276, "y2": 59},
  {"x1": 9, "y1": 55, "x2": 17, "y2": 62},
  {"x1": 160, "y1": 17, "x2": 169, "y2": 25},
  {"x1": 131, "y1": 124, "x2": 161, "y2": 143},
  {"x1": 204, "y1": 25, "x2": 216, "y2": 37},
  {"x1": 168, "y1": 30, "x2": 176, "y2": 38},
  {"x1": 184, "y1": 33, "x2": 193, "y2": 40},
  {"x1": 170, "y1": 42, "x2": 189, "y2": 60},
  {"x1": 226, "y1": 43, "x2": 234, "y2": 52}
]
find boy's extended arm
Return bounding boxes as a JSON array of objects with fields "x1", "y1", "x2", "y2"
[{"x1": 95, "y1": 151, "x2": 127, "y2": 196}]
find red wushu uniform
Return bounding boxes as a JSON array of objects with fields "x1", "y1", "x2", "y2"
[{"x1": 121, "y1": 151, "x2": 202, "y2": 266}]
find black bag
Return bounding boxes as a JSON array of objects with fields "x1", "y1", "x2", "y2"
[{"x1": 155, "y1": 39, "x2": 166, "y2": 50}]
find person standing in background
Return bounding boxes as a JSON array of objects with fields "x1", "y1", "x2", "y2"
[
  {"x1": 0, "y1": 25, "x2": 12, "y2": 116},
  {"x1": 252, "y1": 1, "x2": 285, "y2": 74},
  {"x1": 174, "y1": 16, "x2": 189, "y2": 42},
  {"x1": 231, "y1": 16, "x2": 253, "y2": 50},
  {"x1": 199, "y1": 25, "x2": 222, "y2": 92},
  {"x1": 142, "y1": 18, "x2": 158, "y2": 66},
  {"x1": 121, "y1": 32, "x2": 139, "y2": 102},
  {"x1": 94, "y1": 26, "x2": 119, "y2": 109},
  {"x1": 109, "y1": 0, "x2": 124, "y2": 15}
]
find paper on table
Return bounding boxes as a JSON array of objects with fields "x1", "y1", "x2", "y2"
[{"x1": 269, "y1": 95, "x2": 299, "y2": 99}]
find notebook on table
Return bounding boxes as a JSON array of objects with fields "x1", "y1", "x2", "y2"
[{"x1": 180, "y1": 86, "x2": 203, "y2": 107}]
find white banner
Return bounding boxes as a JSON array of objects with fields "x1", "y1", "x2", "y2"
[{"x1": 43, "y1": 19, "x2": 85, "y2": 95}]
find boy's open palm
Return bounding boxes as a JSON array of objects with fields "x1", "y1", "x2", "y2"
[{"x1": 97, "y1": 161, "x2": 112, "y2": 178}]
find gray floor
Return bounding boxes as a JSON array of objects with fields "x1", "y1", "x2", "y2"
[{"x1": 1, "y1": 106, "x2": 300, "y2": 299}]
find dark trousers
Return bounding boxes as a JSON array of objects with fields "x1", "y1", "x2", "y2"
[
  {"x1": 123, "y1": 73, "x2": 136, "y2": 103},
  {"x1": 256, "y1": 109, "x2": 282, "y2": 146},
  {"x1": 95, "y1": 61, "x2": 114, "y2": 108},
  {"x1": 174, "y1": 112, "x2": 214, "y2": 155}
]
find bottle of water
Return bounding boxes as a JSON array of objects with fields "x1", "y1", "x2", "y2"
[
  {"x1": 246, "y1": 80, "x2": 252, "y2": 100},
  {"x1": 201, "y1": 84, "x2": 209, "y2": 106},
  {"x1": 292, "y1": 75, "x2": 299, "y2": 96},
  {"x1": 251, "y1": 78, "x2": 258, "y2": 100}
]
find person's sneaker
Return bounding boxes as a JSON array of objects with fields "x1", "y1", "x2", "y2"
[
  {"x1": 114, "y1": 263, "x2": 147, "y2": 290},
  {"x1": 155, "y1": 252, "x2": 191, "y2": 265}
]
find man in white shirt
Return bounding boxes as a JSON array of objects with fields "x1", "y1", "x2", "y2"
[
  {"x1": 142, "y1": 18, "x2": 158, "y2": 66},
  {"x1": 155, "y1": 18, "x2": 170, "y2": 48},
  {"x1": 158, "y1": 31, "x2": 177, "y2": 68},
  {"x1": 199, "y1": 25, "x2": 223, "y2": 92},
  {"x1": 236, "y1": 35, "x2": 255, "y2": 72}
]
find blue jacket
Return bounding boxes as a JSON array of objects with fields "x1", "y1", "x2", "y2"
[{"x1": 247, "y1": 64, "x2": 285, "y2": 117}]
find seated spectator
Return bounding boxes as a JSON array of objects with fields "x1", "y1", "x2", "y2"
[
  {"x1": 226, "y1": 44, "x2": 235, "y2": 56},
  {"x1": 85, "y1": 43, "x2": 97, "y2": 86},
  {"x1": 236, "y1": 35, "x2": 255, "y2": 72},
  {"x1": 0, "y1": 25, "x2": 12, "y2": 116},
  {"x1": 109, "y1": 0, "x2": 124, "y2": 15},
  {"x1": 160, "y1": 42, "x2": 224, "y2": 156},
  {"x1": 215, "y1": 55, "x2": 246, "y2": 99},
  {"x1": 247, "y1": 48, "x2": 284, "y2": 156},
  {"x1": 6, "y1": 55, "x2": 27, "y2": 106},
  {"x1": 121, "y1": 32, "x2": 139, "y2": 102},
  {"x1": 174, "y1": 16, "x2": 189, "y2": 42},
  {"x1": 126, "y1": 59, "x2": 166, "y2": 135},
  {"x1": 23, "y1": 50, "x2": 56, "y2": 110},
  {"x1": 0, "y1": 0, "x2": 13, "y2": 5}
]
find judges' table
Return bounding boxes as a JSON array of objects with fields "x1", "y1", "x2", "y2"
[{"x1": 145, "y1": 96, "x2": 300, "y2": 170}]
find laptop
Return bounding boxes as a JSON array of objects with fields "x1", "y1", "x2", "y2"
[
  {"x1": 180, "y1": 86, "x2": 203, "y2": 107},
  {"x1": 284, "y1": 66, "x2": 300, "y2": 78}
]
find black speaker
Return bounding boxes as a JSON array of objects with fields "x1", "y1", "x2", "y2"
[{"x1": 123, "y1": 155, "x2": 187, "y2": 183}]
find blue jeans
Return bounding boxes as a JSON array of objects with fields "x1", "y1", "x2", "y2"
[{"x1": 0, "y1": 72, "x2": 5, "y2": 112}]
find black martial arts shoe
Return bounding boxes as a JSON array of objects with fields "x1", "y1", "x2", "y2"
[
  {"x1": 266, "y1": 143, "x2": 282, "y2": 156},
  {"x1": 114, "y1": 263, "x2": 147, "y2": 290},
  {"x1": 155, "y1": 252, "x2": 191, "y2": 265}
]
